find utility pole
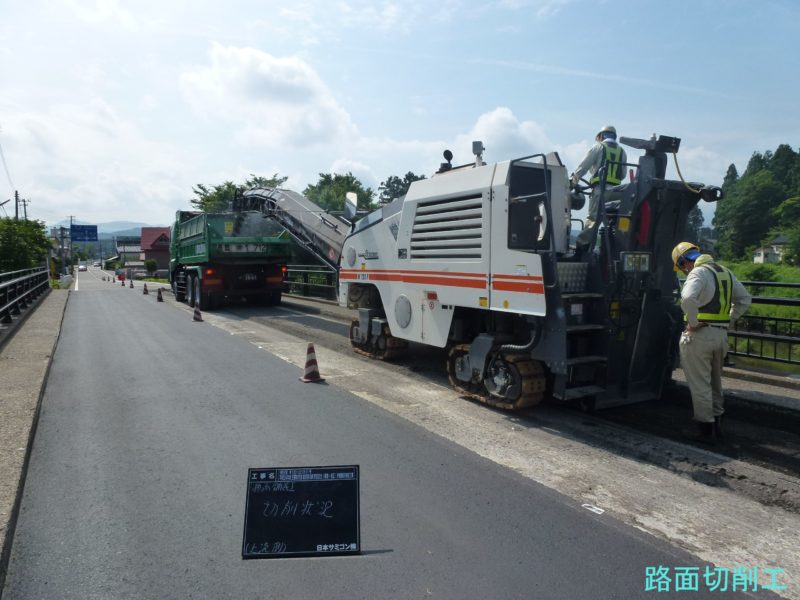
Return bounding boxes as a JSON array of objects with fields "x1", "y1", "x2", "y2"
[
  {"x1": 68, "y1": 215, "x2": 75, "y2": 273},
  {"x1": 59, "y1": 227, "x2": 67, "y2": 275},
  {"x1": 21, "y1": 196, "x2": 28, "y2": 220},
  {"x1": 15, "y1": 190, "x2": 19, "y2": 220}
]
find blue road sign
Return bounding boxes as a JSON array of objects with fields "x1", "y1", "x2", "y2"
[{"x1": 70, "y1": 224, "x2": 98, "y2": 242}]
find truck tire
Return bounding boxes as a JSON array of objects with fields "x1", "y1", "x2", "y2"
[
  {"x1": 172, "y1": 277, "x2": 185, "y2": 302},
  {"x1": 187, "y1": 275, "x2": 196, "y2": 307},
  {"x1": 194, "y1": 277, "x2": 208, "y2": 310}
]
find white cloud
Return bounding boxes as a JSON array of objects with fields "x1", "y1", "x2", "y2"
[
  {"x1": 180, "y1": 44, "x2": 358, "y2": 148},
  {"x1": 496, "y1": 0, "x2": 571, "y2": 18},
  {"x1": 3, "y1": 98, "x2": 189, "y2": 226},
  {"x1": 329, "y1": 158, "x2": 379, "y2": 188},
  {"x1": 334, "y1": 1, "x2": 424, "y2": 33},
  {"x1": 671, "y1": 145, "x2": 729, "y2": 187},
  {"x1": 453, "y1": 107, "x2": 554, "y2": 163},
  {"x1": 58, "y1": 0, "x2": 142, "y2": 31}
]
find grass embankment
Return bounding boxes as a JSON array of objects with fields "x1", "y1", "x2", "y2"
[{"x1": 720, "y1": 261, "x2": 800, "y2": 373}]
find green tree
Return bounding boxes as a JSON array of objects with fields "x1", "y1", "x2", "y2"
[
  {"x1": 767, "y1": 144, "x2": 799, "y2": 185},
  {"x1": 743, "y1": 151, "x2": 768, "y2": 177},
  {"x1": 190, "y1": 181, "x2": 237, "y2": 212},
  {"x1": 0, "y1": 218, "x2": 51, "y2": 271},
  {"x1": 377, "y1": 171, "x2": 426, "y2": 204},
  {"x1": 144, "y1": 259, "x2": 158, "y2": 277},
  {"x1": 714, "y1": 170, "x2": 786, "y2": 260},
  {"x1": 243, "y1": 173, "x2": 288, "y2": 190},
  {"x1": 190, "y1": 173, "x2": 288, "y2": 212},
  {"x1": 683, "y1": 206, "x2": 704, "y2": 244},
  {"x1": 773, "y1": 195, "x2": 800, "y2": 265},
  {"x1": 721, "y1": 163, "x2": 738, "y2": 194},
  {"x1": 302, "y1": 172, "x2": 375, "y2": 212}
]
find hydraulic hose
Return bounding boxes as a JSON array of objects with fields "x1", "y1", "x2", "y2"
[
  {"x1": 671, "y1": 152, "x2": 703, "y2": 194},
  {"x1": 498, "y1": 318, "x2": 543, "y2": 354}
]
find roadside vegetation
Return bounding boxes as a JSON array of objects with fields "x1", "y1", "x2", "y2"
[{"x1": 0, "y1": 218, "x2": 50, "y2": 272}]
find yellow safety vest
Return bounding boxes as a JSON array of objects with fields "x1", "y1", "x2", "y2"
[
  {"x1": 685, "y1": 260, "x2": 733, "y2": 324},
  {"x1": 590, "y1": 142, "x2": 623, "y2": 186}
]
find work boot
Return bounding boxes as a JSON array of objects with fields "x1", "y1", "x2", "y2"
[
  {"x1": 682, "y1": 421, "x2": 716, "y2": 444},
  {"x1": 714, "y1": 415, "x2": 724, "y2": 439}
]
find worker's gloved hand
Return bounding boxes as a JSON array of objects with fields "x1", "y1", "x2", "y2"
[
  {"x1": 680, "y1": 331, "x2": 692, "y2": 346},
  {"x1": 570, "y1": 173, "x2": 579, "y2": 187}
]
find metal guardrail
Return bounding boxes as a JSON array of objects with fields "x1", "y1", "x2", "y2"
[
  {"x1": 728, "y1": 281, "x2": 800, "y2": 366},
  {"x1": 0, "y1": 266, "x2": 51, "y2": 326},
  {"x1": 283, "y1": 265, "x2": 337, "y2": 300},
  {"x1": 287, "y1": 267, "x2": 800, "y2": 367}
]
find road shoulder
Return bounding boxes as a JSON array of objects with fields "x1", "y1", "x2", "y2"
[{"x1": 0, "y1": 289, "x2": 69, "y2": 591}]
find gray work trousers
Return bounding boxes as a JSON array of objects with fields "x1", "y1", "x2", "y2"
[
  {"x1": 576, "y1": 190, "x2": 603, "y2": 248},
  {"x1": 679, "y1": 325, "x2": 728, "y2": 423}
]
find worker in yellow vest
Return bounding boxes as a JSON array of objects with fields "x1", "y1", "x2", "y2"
[
  {"x1": 571, "y1": 125, "x2": 627, "y2": 249},
  {"x1": 672, "y1": 242, "x2": 751, "y2": 443}
]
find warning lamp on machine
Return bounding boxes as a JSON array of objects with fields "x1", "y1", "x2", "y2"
[
  {"x1": 281, "y1": 265, "x2": 288, "y2": 278},
  {"x1": 205, "y1": 267, "x2": 215, "y2": 276}
]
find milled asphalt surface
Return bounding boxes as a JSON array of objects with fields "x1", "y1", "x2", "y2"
[{"x1": 1, "y1": 286, "x2": 799, "y2": 595}]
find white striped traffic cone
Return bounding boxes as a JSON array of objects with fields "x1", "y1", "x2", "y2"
[
  {"x1": 143, "y1": 283, "x2": 149, "y2": 295},
  {"x1": 193, "y1": 305, "x2": 203, "y2": 322},
  {"x1": 129, "y1": 280, "x2": 134, "y2": 288},
  {"x1": 157, "y1": 288, "x2": 164, "y2": 302},
  {"x1": 299, "y1": 343, "x2": 325, "y2": 383}
]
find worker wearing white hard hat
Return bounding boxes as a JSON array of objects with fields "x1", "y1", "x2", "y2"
[{"x1": 571, "y1": 126, "x2": 628, "y2": 249}]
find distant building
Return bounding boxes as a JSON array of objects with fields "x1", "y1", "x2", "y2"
[
  {"x1": 140, "y1": 227, "x2": 171, "y2": 270},
  {"x1": 116, "y1": 236, "x2": 142, "y2": 266},
  {"x1": 753, "y1": 234, "x2": 788, "y2": 264}
]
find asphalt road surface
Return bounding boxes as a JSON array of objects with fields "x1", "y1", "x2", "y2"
[{"x1": 3, "y1": 272, "x2": 779, "y2": 598}]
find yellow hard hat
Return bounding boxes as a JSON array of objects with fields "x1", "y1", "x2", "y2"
[
  {"x1": 671, "y1": 241, "x2": 701, "y2": 271},
  {"x1": 596, "y1": 125, "x2": 617, "y2": 139}
]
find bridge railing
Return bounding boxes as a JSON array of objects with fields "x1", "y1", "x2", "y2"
[
  {"x1": 285, "y1": 266, "x2": 800, "y2": 366},
  {"x1": 728, "y1": 281, "x2": 800, "y2": 366},
  {"x1": 0, "y1": 266, "x2": 51, "y2": 326},
  {"x1": 283, "y1": 265, "x2": 337, "y2": 301}
]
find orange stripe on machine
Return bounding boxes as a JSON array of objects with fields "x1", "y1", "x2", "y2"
[
  {"x1": 339, "y1": 269, "x2": 487, "y2": 290},
  {"x1": 492, "y1": 273, "x2": 545, "y2": 295}
]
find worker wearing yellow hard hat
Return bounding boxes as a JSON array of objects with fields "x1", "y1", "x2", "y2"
[{"x1": 672, "y1": 242, "x2": 751, "y2": 443}]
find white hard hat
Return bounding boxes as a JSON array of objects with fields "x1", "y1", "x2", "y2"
[{"x1": 596, "y1": 125, "x2": 617, "y2": 139}]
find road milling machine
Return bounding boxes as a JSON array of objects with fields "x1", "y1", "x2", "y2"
[{"x1": 337, "y1": 135, "x2": 722, "y2": 410}]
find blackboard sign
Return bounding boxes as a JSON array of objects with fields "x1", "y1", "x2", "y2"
[{"x1": 242, "y1": 465, "x2": 360, "y2": 559}]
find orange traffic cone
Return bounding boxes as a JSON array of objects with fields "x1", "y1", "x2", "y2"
[
  {"x1": 299, "y1": 343, "x2": 325, "y2": 383},
  {"x1": 143, "y1": 283, "x2": 149, "y2": 295},
  {"x1": 129, "y1": 280, "x2": 134, "y2": 288},
  {"x1": 193, "y1": 305, "x2": 203, "y2": 322},
  {"x1": 157, "y1": 288, "x2": 164, "y2": 302}
]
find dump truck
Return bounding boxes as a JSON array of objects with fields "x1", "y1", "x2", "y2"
[{"x1": 169, "y1": 210, "x2": 292, "y2": 309}]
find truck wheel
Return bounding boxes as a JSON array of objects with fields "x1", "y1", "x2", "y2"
[
  {"x1": 172, "y1": 277, "x2": 185, "y2": 302},
  {"x1": 187, "y1": 275, "x2": 195, "y2": 307},
  {"x1": 195, "y1": 278, "x2": 208, "y2": 310}
]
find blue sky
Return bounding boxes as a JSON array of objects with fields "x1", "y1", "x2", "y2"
[{"x1": 1, "y1": 0, "x2": 798, "y2": 228}]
